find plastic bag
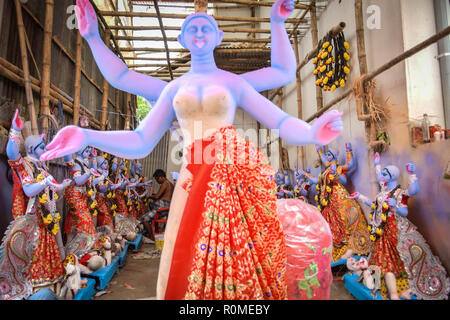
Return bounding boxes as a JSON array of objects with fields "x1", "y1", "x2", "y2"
[{"x1": 277, "y1": 199, "x2": 333, "y2": 300}]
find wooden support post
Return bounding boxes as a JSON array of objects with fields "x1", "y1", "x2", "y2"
[
  {"x1": 355, "y1": 0, "x2": 377, "y2": 193},
  {"x1": 310, "y1": 0, "x2": 323, "y2": 110},
  {"x1": 40, "y1": 0, "x2": 54, "y2": 134},
  {"x1": 124, "y1": 93, "x2": 131, "y2": 130},
  {"x1": 73, "y1": 33, "x2": 82, "y2": 126},
  {"x1": 278, "y1": 91, "x2": 285, "y2": 171},
  {"x1": 293, "y1": 30, "x2": 305, "y2": 169},
  {"x1": 101, "y1": 30, "x2": 111, "y2": 130},
  {"x1": 115, "y1": 90, "x2": 120, "y2": 130},
  {"x1": 153, "y1": 0, "x2": 174, "y2": 80},
  {"x1": 13, "y1": 0, "x2": 38, "y2": 135}
]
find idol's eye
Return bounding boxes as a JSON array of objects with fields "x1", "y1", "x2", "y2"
[
  {"x1": 187, "y1": 26, "x2": 197, "y2": 34},
  {"x1": 201, "y1": 25, "x2": 213, "y2": 33}
]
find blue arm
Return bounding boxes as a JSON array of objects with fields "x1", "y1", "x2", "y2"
[
  {"x1": 6, "y1": 138, "x2": 20, "y2": 161},
  {"x1": 237, "y1": 77, "x2": 342, "y2": 146}
]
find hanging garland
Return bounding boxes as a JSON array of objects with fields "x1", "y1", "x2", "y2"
[
  {"x1": 315, "y1": 171, "x2": 335, "y2": 212},
  {"x1": 313, "y1": 31, "x2": 350, "y2": 92},
  {"x1": 36, "y1": 173, "x2": 61, "y2": 236}
]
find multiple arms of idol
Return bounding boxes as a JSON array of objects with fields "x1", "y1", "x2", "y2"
[{"x1": 78, "y1": 0, "x2": 296, "y2": 101}]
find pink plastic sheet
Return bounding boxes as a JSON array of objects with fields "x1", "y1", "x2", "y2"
[{"x1": 277, "y1": 199, "x2": 333, "y2": 300}]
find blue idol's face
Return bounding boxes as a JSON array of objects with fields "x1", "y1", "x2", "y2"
[
  {"x1": 378, "y1": 167, "x2": 391, "y2": 184},
  {"x1": 100, "y1": 160, "x2": 108, "y2": 171},
  {"x1": 33, "y1": 140, "x2": 46, "y2": 158},
  {"x1": 180, "y1": 17, "x2": 222, "y2": 55},
  {"x1": 78, "y1": 147, "x2": 90, "y2": 159},
  {"x1": 326, "y1": 151, "x2": 336, "y2": 163}
]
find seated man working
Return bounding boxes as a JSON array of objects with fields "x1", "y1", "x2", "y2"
[{"x1": 141, "y1": 169, "x2": 174, "y2": 242}]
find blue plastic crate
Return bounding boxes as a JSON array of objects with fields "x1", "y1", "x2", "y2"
[
  {"x1": 74, "y1": 277, "x2": 96, "y2": 300},
  {"x1": 27, "y1": 287, "x2": 58, "y2": 300},
  {"x1": 86, "y1": 257, "x2": 119, "y2": 290},
  {"x1": 343, "y1": 273, "x2": 417, "y2": 300},
  {"x1": 117, "y1": 242, "x2": 129, "y2": 267},
  {"x1": 127, "y1": 232, "x2": 143, "y2": 253},
  {"x1": 343, "y1": 273, "x2": 383, "y2": 300}
]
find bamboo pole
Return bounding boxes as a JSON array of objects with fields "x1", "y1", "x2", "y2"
[
  {"x1": 121, "y1": 47, "x2": 271, "y2": 53},
  {"x1": 115, "y1": 90, "x2": 120, "y2": 130},
  {"x1": 109, "y1": 25, "x2": 304, "y2": 34},
  {"x1": 124, "y1": 93, "x2": 131, "y2": 130},
  {"x1": 130, "y1": 63, "x2": 267, "y2": 69},
  {"x1": 355, "y1": 0, "x2": 377, "y2": 194},
  {"x1": 153, "y1": 0, "x2": 173, "y2": 80},
  {"x1": 277, "y1": 91, "x2": 285, "y2": 171},
  {"x1": 132, "y1": 0, "x2": 308, "y2": 10},
  {"x1": 305, "y1": 25, "x2": 450, "y2": 123},
  {"x1": 310, "y1": 1, "x2": 323, "y2": 111},
  {"x1": 73, "y1": 33, "x2": 82, "y2": 126},
  {"x1": 14, "y1": 0, "x2": 38, "y2": 135},
  {"x1": 101, "y1": 30, "x2": 111, "y2": 130},
  {"x1": 99, "y1": 10, "x2": 306, "y2": 24},
  {"x1": 107, "y1": 0, "x2": 133, "y2": 49},
  {"x1": 115, "y1": 35, "x2": 273, "y2": 43},
  {"x1": 40, "y1": 0, "x2": 54, "y2": 134},
  {"x1": 293, "y1": 31, "x2": 305, "y2": 169}
]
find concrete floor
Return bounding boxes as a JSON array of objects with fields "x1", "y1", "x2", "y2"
[{"x1": 94, "y1": 243, "x2": 355, "y2": 300}]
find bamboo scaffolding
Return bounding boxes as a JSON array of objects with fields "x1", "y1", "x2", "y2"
[
  {"x1": 354, "y1": 0, "x2": 377, "y2": 194},
  {"x1": 20, "y1": 4, "x2": 117, "y2": 109},
  {"x1": 310, "y1": 1, "x2": 323, "y2": 110},
  {"x1": 124, "y1": 93, "x2": 131, "y2": 130},
  {"x1": 13, "y1": 0, "x2": 38, "y2": 135},
  {"x1": 277, "y1": 91, "x2": 285, "y2": 171},
  {"x1": 115, "y1": 35, "x2": 273, "y2": 43},
  {"x1": 0, "y1": 58, "x2": 101, "y2": 130},
  {"x1": 131, "y1": 0, "x2": 308, "y2": 10},
  {"x1": 293, "y1": 31, "x2": 305, "y2": 168},
  {"x1": 91, "y1": 2, "x2": 126, "y2": 63},
  {"x1": 129, "y1": 62, "x2": 267, "y2": 68},
  {"x1": 121, "y1": 47, "x2": 271, "y2": 53},
  {"x1": 101, "y1": 30, "x2": 112, "y2": 130},
  {"x1": 153, "y1": 0, "x2": 174, "y2": 80},
  {"x1": 99, "y1": 10, "x2": 306, "y2": 24},
  {"x1": 267, "y1": 5, "x2": 311, "y2": 102},
  {"x1": 305, "y1": 25, "x2": 450, "y2": 123},
  {"x1": 115, "y1": 90, "x2": 120, "y2": 130},
  {"x1": 73, "y1": 33, "x2": 82, "y2": 126},
  {"x1": 40, "y1": 0, "x2": 54, "y2": 134},
  {"x1": 106, "y1": 0, "x2": 133, "y2": 49},
  {"x1": 108, "y1": 25, "x2": 305, "y2": 34}
]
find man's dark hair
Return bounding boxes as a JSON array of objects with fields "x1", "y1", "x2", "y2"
[{"x1": 153, "y1": 169, "x2": 166, "y2": 178}]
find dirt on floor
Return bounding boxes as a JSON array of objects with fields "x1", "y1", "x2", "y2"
[
  {"x1": 94, "y1": 242, "x2": 355, "y2": 300},
  {"x1": 94, "y1": 243, "x2": 160, "y2": 300}
]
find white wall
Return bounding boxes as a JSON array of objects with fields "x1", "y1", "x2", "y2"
[{"x1": 400, "y1": 0, "x2": 445, "y2": 128}]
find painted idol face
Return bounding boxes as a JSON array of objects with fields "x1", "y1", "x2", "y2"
[{"x1": 179, "y1": 15, "x2": 223, "y2": 56}]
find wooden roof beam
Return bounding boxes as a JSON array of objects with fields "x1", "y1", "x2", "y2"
[
  {"x1": 130, "y1": 0, "x2": 308, "y2": 10},
  {"x1": 99, "y1": 10, "x2": 307, "y2": 24}
]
